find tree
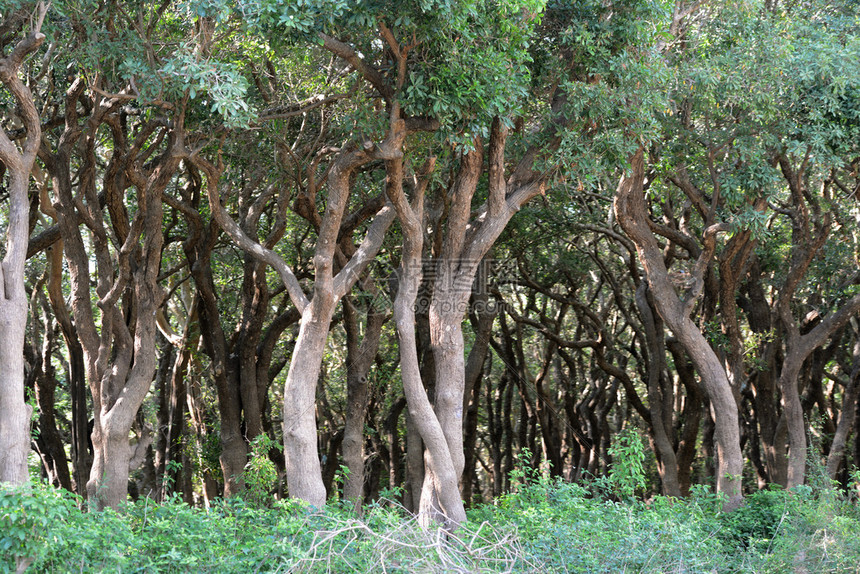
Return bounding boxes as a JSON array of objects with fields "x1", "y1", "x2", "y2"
[
  {"x1": 0, "y1": 2, "x2": 47, "y2": 485},
  {"x1": 194, "y1": 110, "x2": 398, "y2": 508}
]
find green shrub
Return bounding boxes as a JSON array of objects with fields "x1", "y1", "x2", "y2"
[
  {"x1": 242, "y1": 434, "x2": 282, "y2": 507},
  {"x1": 718, "y1": 486, "x2": 797, "y2": 552},
  {"x1": 5, "y1": 475, "x2": 860, "y2": 573},
  {"x1": 607, "y1": 428, "x2": 647, "y2": 500},
  {"x1": 754, "y1": 490, "x2": 860, "y2": 574},
  {"x1": 0, "y1": 483, "x2": 77, "y2": 573},
  {"x1": 472, "y1": 478, "x2": 735, "y2": 573}
]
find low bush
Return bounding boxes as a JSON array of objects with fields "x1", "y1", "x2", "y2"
[{"x1": 1, "y1": 478, "x2": 859, "y2": 573}]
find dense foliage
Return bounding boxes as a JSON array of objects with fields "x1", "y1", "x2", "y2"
[
  {"x1": 3, "y1": 472, "x2": 860, "y2": 572},
  {"x1": 1, "y1": 0, "x2": 859, "y2": 566}
]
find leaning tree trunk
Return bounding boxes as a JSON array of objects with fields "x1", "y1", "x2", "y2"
[
  {"x1": 342, "y1": 296, "x2": 386, "y2": 511},
  {"x1": 386, "y1": 150, "x2": 467, "y2": 528},
  {"x1": 0, "y1": 14, "x2": 46, "y2": 484},
  {"x1": 635, "y1": 283, "x2": 682, "y2": 498},
  {"x1": 826, "y1": 335, "x2": 860, "y2": 479},
  {"x1": 422, "y1": 118, "x2": 545, "y2": 518},
  {"x1": 196, "y1": 123, "x2": 399, "y2": 507},
  {"x1": 614, "y1": 148, "x2": 744, "y2": 510}
]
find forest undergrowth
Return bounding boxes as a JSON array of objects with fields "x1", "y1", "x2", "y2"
[{"x1": 3, "y1": 465, "x2": 860, "y2": 573}]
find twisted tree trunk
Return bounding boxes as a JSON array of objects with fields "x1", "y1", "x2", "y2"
[
  {"x1": 614, "y1": 148, "x2": 743, "y2": 510},
  {"x1": 0, "y1": 10, "x2": 46, "y2": 484}
]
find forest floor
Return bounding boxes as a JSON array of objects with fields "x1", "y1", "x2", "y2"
[{"x1": 3, "y1": 475, "x2": 860, "y2": 573}]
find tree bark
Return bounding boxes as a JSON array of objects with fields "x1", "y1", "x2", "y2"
[
  {"x1": 773, "y1": 156, "x2": 860, "y2": 488},
  {"x1": 826, "y1": 334, "x2": 860, "y2": 479},
  {"x1": 0, "y1": 10, "x2": 46, "y2": 485},
  {"x1": 460, "y1": 297, "x2": 495, "y2": 504},
  {"x1": 422, "y1": 118, "x2": 545, "y2": 518},
  {"x1": 26, "y1": 302, "x2": 72, "y2": 491},
  {"x1": 614, "y1": 148, "x2": 743, "y2": 510},
  {"x1": 342, "y1": 296, "x2": 386, "y2": 511},
  {"x1": 387, "y1": 148, "x2": 467, "y2": 527},
  {"x1": 45, "y1": 87, "x2": 181, "y2": 508},
  {"x1": 636, "y1": 283, "x2": 681, "y2": 497},
  {"x1": 195, "y1": 120, "x2": 398, "y2": 507}
]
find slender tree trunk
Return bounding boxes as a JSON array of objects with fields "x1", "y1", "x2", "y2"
[
  {"x1": 487, "y1": 370, "x2": 505, "y2": 497},
  {"x1": 404, "y1": 411, "x2": 425, "y2": 513},
  {"x1": 196, "y1": 122, "x2": 398, "y2": 507},
  {"x1": 0, "y1": 13, "x2": 46, "y2": 485},
  {"x1": 186, "y1": 365, "x2": 219, "y2": 506},
  {"x1": 461, "y1": 357, "x2": 486, "y2": 506},
  {"x1": 163, "y1": 306, "x2": 197, "y2": 502},
  {"x1": 826, "y1": 335, "x2": 860, "y2": 479},
  {"x1": 667, "y1": 339, "x2": 702, "y2": 496},
  {"x1": 0, "y1": 289, "x2": 30, "y2": 484},
  {"x1": 383, "y1": 148, "x2": 466, "y2": 527},
  {"x1": 42, "y1": 214, "x2": 91, "y2": 496},
  {"x1": 636, "y1": 283, "x2": 681, "y2": 497},
  {"x1": 460, "y1": 290, "x2": 496, "y2": 502},
  {"x1": 342, "y1": 295, "x2": 387, "y2": 510},
  {"x1": 777, "y1": 298, "x2": 860, "y2": 488},
  {"x1": 383, "y1": 396, "x2": 406, "y2": 501},
  {"x1": 154, "y1": 336, "x2": 174, "y2": 499},
  {"x1": 614, "y1": 148, "x2": 743, "y2": 509},
  {"x1": 182, "y1": 217, "x2": 247, "y2": 497},
  {"x1": 29, "y1": 317, "x2": 73, "y2": 491}
]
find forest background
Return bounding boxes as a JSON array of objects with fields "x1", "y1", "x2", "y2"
[{"x1": 1, "y1": 0, "x2": 860, "y2": 567}]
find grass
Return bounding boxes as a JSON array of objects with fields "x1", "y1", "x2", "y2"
[{"x1": 2, "y1": 479, "x2": 859, "y2": 573}]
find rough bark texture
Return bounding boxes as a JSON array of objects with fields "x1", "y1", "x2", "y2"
[
  {"x1": 196, "y1": 121, "x2": 398, "y2": 507},
  {"x1": 44, "y1": 81, "x2": 181, "y2": 508},
  {"x1": 614, "y1": 148, "x2": 743, "y2": 510},
  {"x1": 342, "y1": 297, "x2": 386, "y2": 510},
  {"x1": 0, "y1": 16, "x2": 46, "y2": 484},
  {"x1": 386, "y1": 143, "x2": 466, "y2": 527}
]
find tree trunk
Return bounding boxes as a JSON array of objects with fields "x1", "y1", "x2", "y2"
[
  {"x1": 163, "y1": 307, "x2": 197, "y2": 503},
  {"x1": 614, "y1": 148, "x2": 743, "y2": 509},
  {"x1": 383, "y1": 147, "x2": 466, "y2": 527},
  {"x1": 383, "y1": 396, "x2": 406, "y2": 502},
  {"x1": 0, "y1": 292, "x2": 30, "y2": 484},
  {"x1": 342, "y1": 296, "x2": 386, "y2": 511},
  {"x1": 667, "y1": 339, "x2": 702, "y2": 496},
  {"x1": 86, "y1": 188, "x2": 168, "y2": 508},
  {"x1": 461, "y1": 289, "x2": 496, "y2": 502},
  {"x1": 461, "y1": 354, "x2": 486, "y2": 506},
  {"x1": 826, "y1": 336, "x2": 859, "y2": 479},
  {"x1": 28, "y1": 314, "x2": 72, "y2": 491},
  {"x1": 154, "y1": 336, "x2": 174, "y2": 499},
  {"x1": 196, "y1": 123, "x2": 398, "y2": 508},
  {"x1": 636, "y1": 283, "x2": 682, "y2": 497},
  {"x1": 281, "y1": 298, "x2": 335, "y2": 506},
  {"x1": 0, "y1": 15, "x2": 46, "y2": 485},
  {"x1": 181, "y1": 216, "x2": 247, "y2": 497},
  {"x1": 404, "y1": 411, "x2": 425, "y2": 513},
  {"x1": 777, "y1": 293, "x2": 860, "y2": 488}
]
